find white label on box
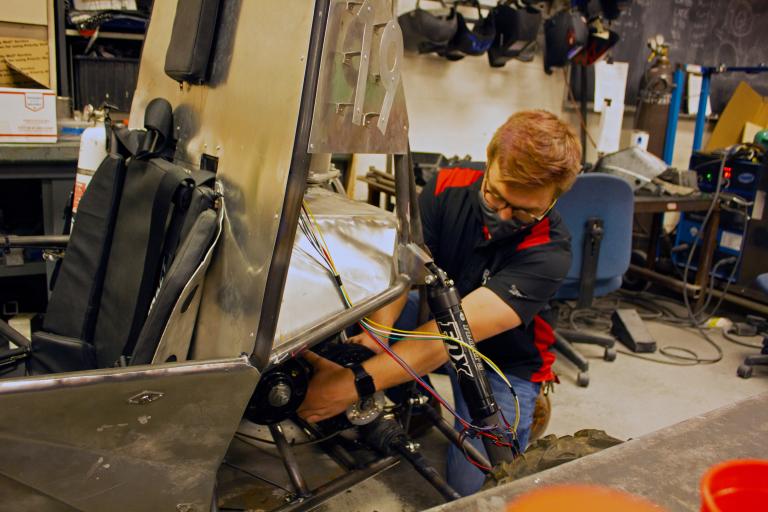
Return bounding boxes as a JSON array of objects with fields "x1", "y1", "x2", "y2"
[
  {"x1": 720, "y1": 231, "x2": 743, "y2": 252},
  {"x1": 0, "y1": 86, "x2": 56, "y2": 143},
  {"x1": 24, "y1": 91, "x2": 43, "y2": 111}
]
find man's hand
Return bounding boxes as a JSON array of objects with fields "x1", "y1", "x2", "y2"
[
  {"x1": 347, "y1": 330, "x2": 387, "y2": 354},
  {"x1": 297, "y1": 351, "x2": 359, "y2": 423}
]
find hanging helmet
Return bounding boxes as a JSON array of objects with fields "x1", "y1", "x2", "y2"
[
  {"x1": 487, "y1": 4, "x2": 541, "y2": 68},
  {"x1": 443, "y1": 9, "x2": 496, "y2": 60},
  {"x1": 571, "y1": 27, "x2": 620, "y2": 66},
  {"x1": 398, "y1": 3, "x2": 458, "y2": 52},
  {"x1": 543, "y1": 10, "x2": 588, "y2": 74}
]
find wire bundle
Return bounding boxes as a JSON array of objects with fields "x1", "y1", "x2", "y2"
[{"x1": 299, "y1": 201, "x2": 520, "y2": 465}]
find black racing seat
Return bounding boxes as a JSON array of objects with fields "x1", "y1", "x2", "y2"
[{"x1": 0, "y1": 98, "x2": 220, "y2": 375}]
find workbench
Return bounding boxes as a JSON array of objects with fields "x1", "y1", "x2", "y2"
[
  {"x1": 0, "y1": 142, "x2": 78, "y2": 313},
  {"x1": 630, "y1": 193, "x2": 768, "y2": 315},
  {"x1": 430, "y1": 392, "x2": 768, "y2": 512},
  {"x1": 630, "y1": 194, "x2": 721, "y2": 309}
]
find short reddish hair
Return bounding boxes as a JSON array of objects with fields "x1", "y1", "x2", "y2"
[{"x1": 486, "y1": 110, "x2": 581, "y2": 196}]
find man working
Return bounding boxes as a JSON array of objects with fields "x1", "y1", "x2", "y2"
[{"x1": 298, "y1": 110, "x2": 582, "y2": 495}]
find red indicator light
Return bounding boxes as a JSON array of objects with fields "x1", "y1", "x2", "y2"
[{"x1": 724, "y1": 166, "x2": 732, "y2": 179}]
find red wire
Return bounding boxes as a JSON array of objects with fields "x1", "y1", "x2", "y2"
[{"x1": 459, "y1": 429, "x2": 492, "y2": 472}]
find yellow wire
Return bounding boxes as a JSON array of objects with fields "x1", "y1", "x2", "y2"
[
  {"x1": 362, "y1": 319, "x2": 512, "y2": 388},
  {"x1": 361, "y1": 320, "x2": 520, "y2": 432},
  {"x1": 302, "y1": 201, "x2": 339, "y2": 274}
]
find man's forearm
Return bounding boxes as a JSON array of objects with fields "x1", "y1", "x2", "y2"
[
  {"x1": 361, "y1": 319, "x2": 448, "y2": 391},
  {"x1": 359, "y1": 286, "x2": 523, "y2": 392}
]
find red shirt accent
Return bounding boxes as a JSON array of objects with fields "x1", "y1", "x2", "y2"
[
  {"x1": 530, "y1": 315, "x2": 556, "y2": 382},
  {"x1": 434, "y1": 167, "x2": 483, "y2": 196},
  {"x1": 517, "y1": 217, "x2": 551, "y2": 251}
]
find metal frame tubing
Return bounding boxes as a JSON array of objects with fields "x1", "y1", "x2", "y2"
[{"x1": 663, "y1": 67, "x2": 684, "y2": 165}]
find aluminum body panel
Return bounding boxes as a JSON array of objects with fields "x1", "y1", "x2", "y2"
[
  {"x1": 275, "y1": 186, "x2": 398, "y2": 348},
  {"x1": 0, "y1": 357, "x2": 259, "y2": 512},
  {"x1": 309, "y1": 0, "x2": 409, "y2": 155},
  {"x1": 130, "y1": 1, "x2": 317, "y2": 362}
]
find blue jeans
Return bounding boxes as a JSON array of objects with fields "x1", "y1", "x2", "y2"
[
  {"x1": 446, "y1": 370, "x2": 540, "y2": 496},
  {"x1": 395, "y1": 291, "x2": 541, "y2": 496}
]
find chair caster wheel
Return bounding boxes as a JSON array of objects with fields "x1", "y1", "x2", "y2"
[
  {"x1": 603, "y1": 347, "x2": 617, "y2": 362},
  {"x1": 576, "y1": 372, "x2": 590, "y2": 387},
  {"x1": 737, "y1": 364, "x2": 753, "y2": 379}
]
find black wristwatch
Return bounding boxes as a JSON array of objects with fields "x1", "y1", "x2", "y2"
[{"x1": 350, "y1": 363, "x2": 375, "y2": 399}]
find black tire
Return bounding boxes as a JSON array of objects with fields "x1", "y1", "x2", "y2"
[
  {"x1": 603, "y1": 347, "x2": 617, "y2": 362},
  {"x1": 737, "y1": 364, "x2": 753, "y2": 379},
  {"x1": 576, "y1": 372, "x2": 590, "y2": 387}
]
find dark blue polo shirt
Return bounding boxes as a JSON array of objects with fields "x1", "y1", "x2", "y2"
[{"x1": 420, "y1": 167, "x2": 572, "y2": 382}]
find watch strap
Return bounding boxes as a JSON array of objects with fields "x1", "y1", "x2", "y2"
[{"x1": 350, "y1": 363, "x2": 375, "y2": 399}]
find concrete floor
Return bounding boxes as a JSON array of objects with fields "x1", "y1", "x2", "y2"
[{"x1": 315, "y1": 311, "x2": 768, "y2": 512}]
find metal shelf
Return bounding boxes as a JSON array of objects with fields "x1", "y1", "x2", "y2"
[{"x1": 0, "y1": 262, "x2": 46, "y2": 279}]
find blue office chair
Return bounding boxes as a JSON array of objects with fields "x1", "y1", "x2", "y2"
[
  {"x1": 737, "y1": 274, "x2": 768, "y2": 379},
  {"x1": 552, "y1": 173, "x2": 634, "y2": 386}
]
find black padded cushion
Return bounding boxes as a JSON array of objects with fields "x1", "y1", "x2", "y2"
[
  {"x1": 43, "y1": 154, "x2": 126, "y2": 342},
  {"x1": 27, "y1": 331, "x2": 98, "y2": 374},
  {"x1": 92, "y1": 158, "x2": 194, "y2": 368},
  {"x1": 164, "y1": 0, "x2": 222, "y2": 83}
]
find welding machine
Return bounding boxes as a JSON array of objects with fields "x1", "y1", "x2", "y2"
[{"x1": 673, "y1": 150, "x2": 767, "y2": 299}]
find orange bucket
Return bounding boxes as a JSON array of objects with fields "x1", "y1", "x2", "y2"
[
  {"x1": 506, "y1": 484, "x2": 665, "y2": 512},
  {"x1": 701, "y1": 459, "x2": 768, "y2": 512}
]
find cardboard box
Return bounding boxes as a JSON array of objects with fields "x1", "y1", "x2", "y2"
[
  {"x1": 0, "y1": 0, "x2": 57, "y2": 91},
  {"x1": 0, "y1": 36, "x2": 50, "y2": 88},
  {"x1": 706, "y1": 82, "x2": 768, "y2": 151},
  {"x1": 0, "y1": 86, "x2": 56, "y2": 143}
]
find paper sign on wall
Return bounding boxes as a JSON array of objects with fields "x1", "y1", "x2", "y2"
[
  {"x1": 594, "y1": 60, "x2": 628, "y2": 113},
  {"x1": 594, "y1": 61, "x2": 628, "y2": 154},
  {"x1": 687, "y1": 71, "x2": 712, "y2": 117}
]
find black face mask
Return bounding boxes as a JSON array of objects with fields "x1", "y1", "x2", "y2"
[{"x1": 478, "y1": 189, "x2": 531, "y2": 240}]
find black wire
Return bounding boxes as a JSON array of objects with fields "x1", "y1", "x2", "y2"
[
  {"x1": 298, "y1": 211, "x2": 336, "y2": 274},
  {"x1": 690, "y1": 204, "x2": 750, "y2": 321},
  {"x1": 616, "y1": 348, "x2": 699, "y2": 366},
  {"x1": 561, "y1": 290, "x2": 724, "y2": 365},
  {"x1": 722, "y1": 329, "x2": 764, "y2": 349},
  {"x1": 222, "y1": 461, "x2": 293, "y2": 494},
  {"x1": 680, "y1": 148, "x2": 750, "y2": 323},
  {"x1": 675, "y1": 151, "x2": 730, "y2": 364}
]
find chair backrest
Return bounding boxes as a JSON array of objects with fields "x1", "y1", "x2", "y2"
[{"x1": 555, "y1": 173, "x2": 634, "y2": 287}]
